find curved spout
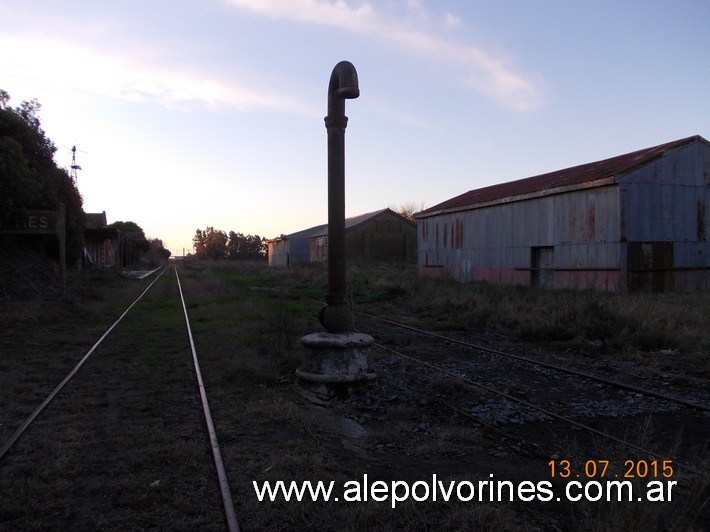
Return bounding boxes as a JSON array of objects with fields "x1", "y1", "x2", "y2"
[
  {"x1": 327, "y1": 61, "x2": 359, "y2": 120},
  {"x1": 329, "y1": 60, "x2": 359, "y2": 99}
]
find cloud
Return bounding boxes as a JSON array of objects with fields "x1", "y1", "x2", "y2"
[
  {"x1": 444, "y1": 12, "x2": 463, "y2": 28},
  {"x1": 225, "y1": 0, "x2": 544, "y2": 110},
  {"x1": 225, "y1": 0, "x2": 377, "y2": 29},
  {"x1": 0, "y1": 34, "x2": 308, "y2": 114}
]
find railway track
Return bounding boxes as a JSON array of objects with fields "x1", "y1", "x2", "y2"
[
  {"x1": 358, "y1": 312, "x2": 710, "y2": 413},
  {"x1": 257, "y1": 286, "x2": 709, "y2": 476},
  {"x1": 353, "y1": 311, "x2": 710, "y2": 476},
  {"x1": 2, "y1": 266, "x2": 708, "y2": 528},
  {"x1": 0, "y1": 266, "x2": 239, "y2": 531},
  {"x1": 247, "y1": 286, "x2": 709, "y2": 478}
]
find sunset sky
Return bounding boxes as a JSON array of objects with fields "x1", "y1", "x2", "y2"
[{"x1": 1, "y1": 0, "x2": 708, "y2": 256}]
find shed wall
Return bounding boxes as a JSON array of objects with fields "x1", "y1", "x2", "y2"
[
  {"x1": 268, "y1": 240, "x2": 288, "y2": 267},
  {"x1": 618, "y1": 145, "x2": 710, "y2": 291},
  {"x1": 268, "y1": 237, "x2": 311, "y2": 267},
  {"x1": 418, "y1": 186, "x2": 620, "y2": 289},
  {"x1": 310, "y1": 211, "x2": 417, "y2": 263},
  {"x1": 418, "y1": 139, "x2": 710, "y2": 292},
  {"x1": 418, "y1": 185, "x2": 623, "y2": 290},
  {"x1": 346, "y1": 213, "x2": 417, "y2": 262}
]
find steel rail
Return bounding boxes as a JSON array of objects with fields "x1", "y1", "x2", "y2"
[
  {"x1": 375, "y1": 341, "x2": 707, "y2": 477},
  {"x1": 174, "y1": 266, "x2": 240, "y2": 532},
  {"x1": 0, "y1": 265, "x2": 170, "y2": 460},
  {"x1": 248, "y1": 289, "x2": 708, "y2": 476},
  {"x1": 358, "y1": 312, "x2": 710, "y2": 413},
  {"x1": 267, "y1": 290, "x2": 709, "y2": 412}
]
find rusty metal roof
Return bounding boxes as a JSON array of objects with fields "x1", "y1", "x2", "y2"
[
  {"x1": 269, "y1": 208, "x2": 413, "y2": 242},
  {"x1": 309, "y1": 208, "x2": 395, "y2": 238},
  {"x1": 418, "y1": 135, "x2": 706, "y2": 218},
  {"x1": 84, "y1": 211, "x2": 108, "y2": 229}
]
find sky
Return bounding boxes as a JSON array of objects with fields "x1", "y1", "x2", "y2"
[{"x1": 1, "y1": 0, "x2": 708, "y2": 257}]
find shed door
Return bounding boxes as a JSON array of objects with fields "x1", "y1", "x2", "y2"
[
  {"x1": 628, "y1": 242, "x2": 674, "y2": 292},
  {"x1": 532, "y1": 246, "x2": 554, "y2": 288}
]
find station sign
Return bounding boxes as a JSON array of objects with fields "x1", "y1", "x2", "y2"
[
  {"x1": 0, "y1": 210, "x2": 58, "y2": 234},
  {"x1": 0, "y1": 205, "x2": 66, "y2": 289}
]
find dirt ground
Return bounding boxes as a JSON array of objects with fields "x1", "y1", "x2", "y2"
[{"x1": 1, "y1": 263, "x2": 708, "y2": 530}]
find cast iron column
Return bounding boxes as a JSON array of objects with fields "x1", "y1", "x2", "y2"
[{"x1": 319, "y1": 61, "x2": 359, "y2": 333}]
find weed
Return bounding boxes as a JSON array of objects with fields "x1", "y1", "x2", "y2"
[{"x1": 3, "y1": 259, "x2": 707, "y2": 530}]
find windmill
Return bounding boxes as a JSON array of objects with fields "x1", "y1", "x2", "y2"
[{"x1": 70, "y1": 145, "x2": 82, "y2": 184}]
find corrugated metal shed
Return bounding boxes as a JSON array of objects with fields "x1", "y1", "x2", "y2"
[
  {"x1": 266, "y1": 224, "x2": 327, "y2": 267},
  {"x1": 419, "y1": 135, "x2": 704, "y2": 217},
  {"x1": 268, "y1": 208, "x2": 417, "y2": 266},
  {"x1": 308, "y1": 209, "x2": 391, "y2": 237},
  {"x1": 417, "y1": 135, "x2": 710, "y2": 292},
  {"x1": 309, "y1": 208, "x2": 417, "y2": 263}
]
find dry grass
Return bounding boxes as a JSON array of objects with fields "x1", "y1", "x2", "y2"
[
  {"x1": 183, "y1": 260, "x2": 709, "y2": 375},
  {"x1": 2, "y1": 259, "x2": 708, "y2": 530},
  {"x1": 174, "y1": 260, "x2": 708, "y2": 529},
  {"x1": 339, "y1": 264, "x2": 709, "y2": 377},
  {"x1": 557, "y1": 427, "x2": 710, "y2": 532},
  {"x1": 172, "y1": 262, "x2": 560, "y2": 529}
]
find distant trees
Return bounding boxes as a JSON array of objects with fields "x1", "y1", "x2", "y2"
[
  {"x1": 193, "y1": 227, "x2": 228, "y2": 260},
  {"x1": 193, "y1": 227, "x2": 266, "y2": 261},
  {"x1": 0, "y1": 89, "x2": 84, "y2": 261},
  {"x1": 391, "y1": 201, "x2": 426, "y2": 222},
  {"x1": 227, "y1": 232, "x2": 264, "y2": 260},
  {"x1": 109, "y1": 221, "x2": 150, "y2": 267},
  {"x1": 146, "y1": 238, "x2": 171, "y2": 265}
]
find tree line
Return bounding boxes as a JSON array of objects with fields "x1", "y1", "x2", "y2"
[
  {"x1": 0, "y1": 90, "x2": 84, "y2": 261},
  {"x1": 1, "y1": 89, "x2": 170, "y2": 267},
  {"x1": 109, "y1": 220, "x2": 171, "y2": 267},
  {"x1": 192, "y1": 227, "x2": 266, "y2": 261}
]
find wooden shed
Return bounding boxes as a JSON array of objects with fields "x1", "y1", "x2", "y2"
[
  {"x1": 416, "y1": 135, "x2": 710, "y2": 292},
  {"x1": 267, "y1": 208, "x2": 416, "y2": 266},
  {"x1": 83, "y1": 211, "x2": 119, "y2": 269}
]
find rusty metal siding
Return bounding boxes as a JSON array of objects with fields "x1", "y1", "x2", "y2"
[
  {"x1": 268, "y1": 239, "x2": 289, "y2": 267},
  {"x1": 618, "y1": 143, "x2": 710, "y2": 291},
  {"x1": 620, "y1": 142, "x2": 707, "y2": 240},
  {"x1": 418, "y1": 138, "x2": 710, "y2": 291},
  {"x1": 674, "y1": 241, "x2": 710, "y2": 291},
  {"x1": 628, "y1": 242, "x2": 674, "y2": 292},
  {"x1": 418, "y1": 185, "x2": 622, "y2": 288}
]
